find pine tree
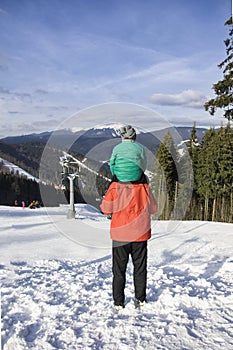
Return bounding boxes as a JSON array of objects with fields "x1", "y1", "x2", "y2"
[
  {"x1": 196, "y1": 124, "x2": 233, "y2": 221},
  {"x1": 214, "y1": 123, "x2": 233, "y2": 221},
  {"x1": 204, "y1": 17, "x2": 233, "y2": 120},
  {"x1": 156, "y1": 132, "x2": 178, "y2": 219},
  {"x1": 182, "y1": 123, "x2": 201, "y2": 219},
  {"x1": 195, "y1": 128, "x2": 215, "y2": 220}
]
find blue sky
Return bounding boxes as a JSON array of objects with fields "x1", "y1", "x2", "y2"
[{"x1": 0, "y1": 0, "x2": 232, "y2": 137}]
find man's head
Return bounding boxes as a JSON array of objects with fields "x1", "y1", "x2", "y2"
[{"x1": 120, "y1": 125, "x2": 136, "y2": 141}]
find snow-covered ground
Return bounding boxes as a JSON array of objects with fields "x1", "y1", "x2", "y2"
[
  {"x1": 0, "y1": 204, "x2": 233, "y2": 350},
  {"x1": 0, "y1": 157, "x2": 40, "y2": 182}
]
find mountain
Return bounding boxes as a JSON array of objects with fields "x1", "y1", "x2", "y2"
[
  {"x1": 0, "y1": 125, "x2": 208, "y2": 180},
  {"x1": 0, "y1": 125, "x2": 207, "y2": 146},
  {"x1": 0, "y1": 131, "x2": 53, "y2": 144}
]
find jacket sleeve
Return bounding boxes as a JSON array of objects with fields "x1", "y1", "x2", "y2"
[{"x1": 100, "y1": 185, "x2": 114, "y2": 215}]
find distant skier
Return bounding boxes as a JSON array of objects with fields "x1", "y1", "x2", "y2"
[
  {"x1": 109, "y1": 125, "x2": 147, "y2": 183},
  {"x1": 29, "y1": 200, "x2": 40, "y2": 209}
]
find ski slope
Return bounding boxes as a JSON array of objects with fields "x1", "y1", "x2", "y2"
[
  {"x1": 0, "y1": 157, "x2": 40, "y2": 182},
  {"x1": 0, "y1": 204, "x2": 233, "y2": 350}
]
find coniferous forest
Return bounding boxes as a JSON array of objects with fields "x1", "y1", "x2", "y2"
[
  {"x1": 153, "y1": 123, "x2": 233, "y2": 223},
  {"x1": 0, "y1": 171, "x2": 66, "y2": 207}
]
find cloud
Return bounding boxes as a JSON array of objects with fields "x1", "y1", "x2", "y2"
[
  {"x1": 35, "y1": 89, "x2": 49, "y2": 95},
  {"x1": 149, "y1": 90, "x2": 208, "y2": 108},
  {"x1": 0, "y1": 87, "x2": 31, "y2": 102},
  {"x1": 0, "y1": 87, "x2": 11, "y2": 94},
  {"x1": 0, "y1": 117, "x2": 64, "y2": 138}
]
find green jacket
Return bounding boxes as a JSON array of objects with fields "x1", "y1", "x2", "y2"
[{"x1": 109, "y1": 140, "x2": 147, "y2": 182}]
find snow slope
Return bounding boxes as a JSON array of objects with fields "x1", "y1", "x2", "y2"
[
  {"x1": 0, "y1": 157, "x2": 40, "y2": 182},
  {"x1": 0, "y1": 205, "x2": 233, "y2": 350}
]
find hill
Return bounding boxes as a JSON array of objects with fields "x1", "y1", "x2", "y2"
[
  {"x1": 0, "y1": 156, "x2": 40, "y2": 182},
  {"x1": 0, "y1": 141, "x2": 43, "y2": 177}
]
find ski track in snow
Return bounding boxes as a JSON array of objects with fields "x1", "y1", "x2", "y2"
[{"x1": 0, "y1": 205, "x2": 233, "y2": 350}]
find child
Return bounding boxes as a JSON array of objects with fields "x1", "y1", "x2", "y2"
[{"x1": 109, "y1": 125, "x2": 147, "y2": 183}]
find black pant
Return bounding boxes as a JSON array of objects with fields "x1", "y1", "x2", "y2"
[{"x1": 112, "y1": 240, "x2": 148, "y2": 306}]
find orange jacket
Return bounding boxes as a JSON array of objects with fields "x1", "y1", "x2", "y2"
[{"x1": 100, "y1": 182, "x2": 157, "y2": 242}]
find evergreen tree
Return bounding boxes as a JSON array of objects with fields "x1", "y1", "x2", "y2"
[
  {"x1": 196, "y1": 124, "x2": 233, "y2": 221},
  {"x1": 214, "y1": 124, "x2": 233, "y2": 194},
  {"x1": 188, "y1": 123, "x2": 199, "y2": 164},
  {"x1": 196, "y1": 128, "x2": 216, "y2": 197},
  {"x1": 180, "y1": 123, "x2": 200, "y2": 220},
  {"x1": 156, "y1": 132, "x2": 178, "y2": 218},
  {"x1": 204, "y1": 17, "x2": 233, "y2": 120},
  {"x1": 185, "y1": 123, "x2": 199, "y2": 190},
  {"x1": 214, "y1": 124, "x2": 233, "y2": 221},
  {"x1": 0, "y1": 172, "x2": 67, "y2": 206},
  {"x1": 196, "y1": 128, "x2": 216, "y2": 220}
]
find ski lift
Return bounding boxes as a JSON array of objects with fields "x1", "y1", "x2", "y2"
[{"x1": 60, "y1": 153, "x2": 80, "y2": 219}]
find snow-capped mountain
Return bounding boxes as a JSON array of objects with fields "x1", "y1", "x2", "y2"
[
  {"x1": 0, "y1": 125, "x2": 206, "y2": 147},
  {"x1": 71, "y1": 123, "x2": 145, "y2": 139},
  {"x1": 71, "y1": 123, "x2": 145, "y2": 135}
]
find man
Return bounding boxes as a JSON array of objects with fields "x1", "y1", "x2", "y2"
[{"x1": 100, "y1": 180, "x2": 157, "y2": 310}]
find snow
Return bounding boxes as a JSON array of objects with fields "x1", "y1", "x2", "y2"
[
  {"x1": 0, "y1": 204, "x2": 233, "y2": 350},
  {"x1": 70, "y1": 123, "x2": 145, "y2": 135},
  {"x1": 91, "y1": 123, "x2": 145, "y2": 134},
  {"x1": 0, "y1": 157, "x2": 40, "y2": 183}
]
